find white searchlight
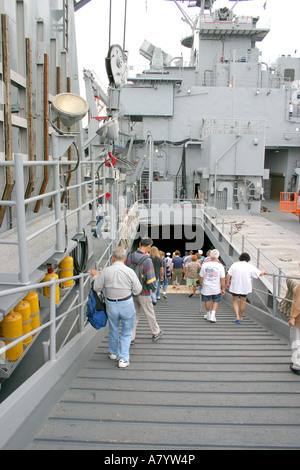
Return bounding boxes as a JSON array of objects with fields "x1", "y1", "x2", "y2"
[
  {"x1": 51, "y1": 92, "x2": 89, "y2": 127},
  {"x1": 96, "y1": 118, "x2": 119, "y2": 141}
]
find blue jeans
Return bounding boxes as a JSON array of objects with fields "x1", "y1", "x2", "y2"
[
  {"x1": 157, "y1": 279, "x2": 168, "y2": 298},
  {"x1": 201, "y1": 293, "x2": 221, "y2": 303},
  {"x1": 150, "y1": 280, "x2": 158, "y2": 303},
  {"x1": 106, "y1": 297, "x2": 136, "y2": 361}
]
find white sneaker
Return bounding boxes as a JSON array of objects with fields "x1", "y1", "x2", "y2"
[
  {"x1": 204, "y1": 312, "x2": 211, "y2": 321},
  {"x1": 108, "y1": 353, "x2": 117, "y2": 360},
  {"x1": 210, "y1": 312, "x2": 217, "y2": 323},
  {"x1": 118, "y1": 359, "x2": 130, "y2": 368}
]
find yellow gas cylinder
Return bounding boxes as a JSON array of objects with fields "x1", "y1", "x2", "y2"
[
  {"x1": 15, "y1": 300, "x2": 32, "y2": 346},
  {"x1": 59, "y1": 255, "x2": 74, "y2": 288},
  {"x1": 43, "y1": 265, "x2": 60, "y2": 304},
  {"x1": 0, "y1": 310, "x2": 23, "y2": 361},
  {"x1": 24, "y1": 291, "x2": 40, "y2": 335}
]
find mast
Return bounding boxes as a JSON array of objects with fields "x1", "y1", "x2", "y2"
[{"x1": 171, "y1": 0, "x2": 215, "y2": 67}]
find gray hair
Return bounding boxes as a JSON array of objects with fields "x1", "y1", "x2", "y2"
[
  {"x1": 112, "y1": 246, "x2": 127, "y2": 260},
  {"x1": 210, "y1": 249, "x2": 220, "y2": 260}
]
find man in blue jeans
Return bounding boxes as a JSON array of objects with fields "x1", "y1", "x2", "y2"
[{"x1": 89, "y1": 246, "x2": 142, "y2": 368}]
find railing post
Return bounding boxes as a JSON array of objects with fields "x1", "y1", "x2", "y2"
[
  {"x1": 53, "y1": 158, "x2": 64, "y2": 252},
  {"x1": 257, "y1": 248, "x2": 260, "y2": 268},
  {"x1": 272, "y1": 273, "x2": 277, "y2": 317},
  {"x1": 79, "y1": 275, "x2": 85, "y2": 333},
  {"x1": 76, "y1": 155, "x2": 83, "y2": 232},
  {"x1": 49, "y1": 281, "x2": 57, "y2": 361},
  {"x1": 91, "y1": 160, "x2": 97, "y2": 221},
  {"x1": 278, "y1": 268, "x2": 282, "y2": 299},
  {"x1": 15, "y1": 153, "x2": 29, "y2": 284}
]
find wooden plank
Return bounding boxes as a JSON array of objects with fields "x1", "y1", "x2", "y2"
[
  {"x1": 0, "y1": 14, "x2": 14, "y2": 227},
  {"x1": 34, "y1": 54, "x2": 49, "y2": 213},
  {"x1": 24, "y1": 38, "x2": 35, "y2": 203}
]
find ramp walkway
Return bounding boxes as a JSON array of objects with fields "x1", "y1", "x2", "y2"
[{"x1": 25, "y1": 292, "x2": 300, "y2": 450}]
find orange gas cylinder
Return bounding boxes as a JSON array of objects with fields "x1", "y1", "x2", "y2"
[
  {"x1": 24, "y1": 291, "x2": 40, "y2": 334},
  {"x1": 59, "y1": 255, "x2": 74, "y2": 288},
  {"x1": 15, "y1": 300, "x2": 32, "y2": 346},
  {"x1": 43, "y1": 265, "x2": 60, "y2": 304},
  {"x1": 0, "y1": 310, "x2": 23, "y2": 361}
]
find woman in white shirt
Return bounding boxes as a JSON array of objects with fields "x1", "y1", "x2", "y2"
[{"x1": 226, "y1": 252, "x2": 266, "y2": 323}]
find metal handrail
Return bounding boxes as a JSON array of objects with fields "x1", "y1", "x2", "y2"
[
  {"x1": 0, "y1": 154, "x2": 110, "y2": 283},
  {"x1": 0, "y1": 200, "x2": 141, "y2": 368},
  {"x1": 254, "y1": 273, "x2": 300, "y2": 318},
  {"x1": 137, "y1": 197, "x2": 294, "y2": 311},
  {"x1": 0, "y1": 234, "x2": 117, "y2": 363},
  {"x1": 201, "y1": 200, "x2": 289, "y2": 295},
  {"x1": 137, "y1": 197, "x2": 289, "y2": 279}
]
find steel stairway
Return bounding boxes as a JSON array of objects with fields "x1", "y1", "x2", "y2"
[{"x1": 17, "y1": 292, "x2": 300, "y2": 450}]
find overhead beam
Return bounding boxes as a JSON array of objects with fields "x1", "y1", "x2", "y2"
[{"x1": 74, "y1": 0, "x2": 92, "y2": 12}]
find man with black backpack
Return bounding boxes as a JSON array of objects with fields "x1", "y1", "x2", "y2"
[{"x1": 126, "y1": 238, "x2": 164, "y2": 344}]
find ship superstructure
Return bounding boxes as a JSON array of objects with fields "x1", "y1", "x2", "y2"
[
  {"x1": 0, "y1": 0, "x2": 300, "y2": 451},
  {"x1": 114, "y1": 0, "x2": 300, "y2": 212}
]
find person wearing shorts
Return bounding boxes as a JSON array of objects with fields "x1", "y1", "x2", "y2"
[
  {"x1": 171, "y1": 250, "x2": 184, "y2": 290},
  {"x1": 184, "y1": 255, "x2": 200, "y2": 297},
  {"x1": 226, "y1": 252, "x2": 266, "y2": 323},
  {"x1": 199, "y1": 249, "x2": 225, "y2": 323}
]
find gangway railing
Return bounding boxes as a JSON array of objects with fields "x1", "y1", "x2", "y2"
[
  {"x1": 0, "y1": 153, "x2": 114, "y2": 286},
  {"x1": 252, "y1": 272, "x2": 300, "y2": 320},
  {"x1": 0, "y1": 197, "x2": 140, "y2": 367},
  {"x1": 136, "y1": 197, "x2": 295, "y2": 317},
  {"x1": 200, "y1": 201, "x2": 290, "y2": 296},
  {"x1": 0, "y1": 197, "x2": 141, "y2": 448},
  {"x1": 201, "y1": 118, "x2": 265, "y2": 139}
]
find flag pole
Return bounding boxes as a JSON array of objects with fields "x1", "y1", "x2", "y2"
[{"x1": 230, "y1": 1, "x2": 240, "y2": 11}]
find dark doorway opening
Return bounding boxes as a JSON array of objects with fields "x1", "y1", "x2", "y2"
[{"x1": 132, "y1": 224, "x2": 214, "y2": 256}]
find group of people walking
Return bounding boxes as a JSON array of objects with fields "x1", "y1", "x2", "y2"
[
  {"x1": 89, "y1": 237, "x2": 271, "y2": 370},
  {"x1": 177, "y1": 248, "x2": 266, "y2": 324}
]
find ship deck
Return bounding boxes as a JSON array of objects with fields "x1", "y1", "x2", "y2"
[
  {"x1": 218, "y1": 199, "x2": 300, "y2": 278},
  {"x1": 18, "y1": 292, "x2": 300, "y2": 450},
  {"x1": 1, "y1": 201, "x2": 300, "y2": 450}
]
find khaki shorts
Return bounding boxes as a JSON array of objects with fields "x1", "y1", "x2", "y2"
[
  {"x1": 172, "y1": 268, "x2": 183, "y2": 282},
  {"x1": 186, "y1": 278, "x2": 198, "y2": 286}
]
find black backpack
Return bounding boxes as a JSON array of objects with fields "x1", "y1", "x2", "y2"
[{"x1": 128, "y1": 252, "x2": 148, "y2": 288}]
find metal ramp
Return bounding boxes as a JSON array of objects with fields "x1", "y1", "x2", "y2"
[{"x1": 25, "y1": 293, "x2": 300, "y2": 450}]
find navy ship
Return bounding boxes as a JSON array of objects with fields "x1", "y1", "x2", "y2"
[{"x1": 0, "y1": 0, "x2": 299, "y2": 450}]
